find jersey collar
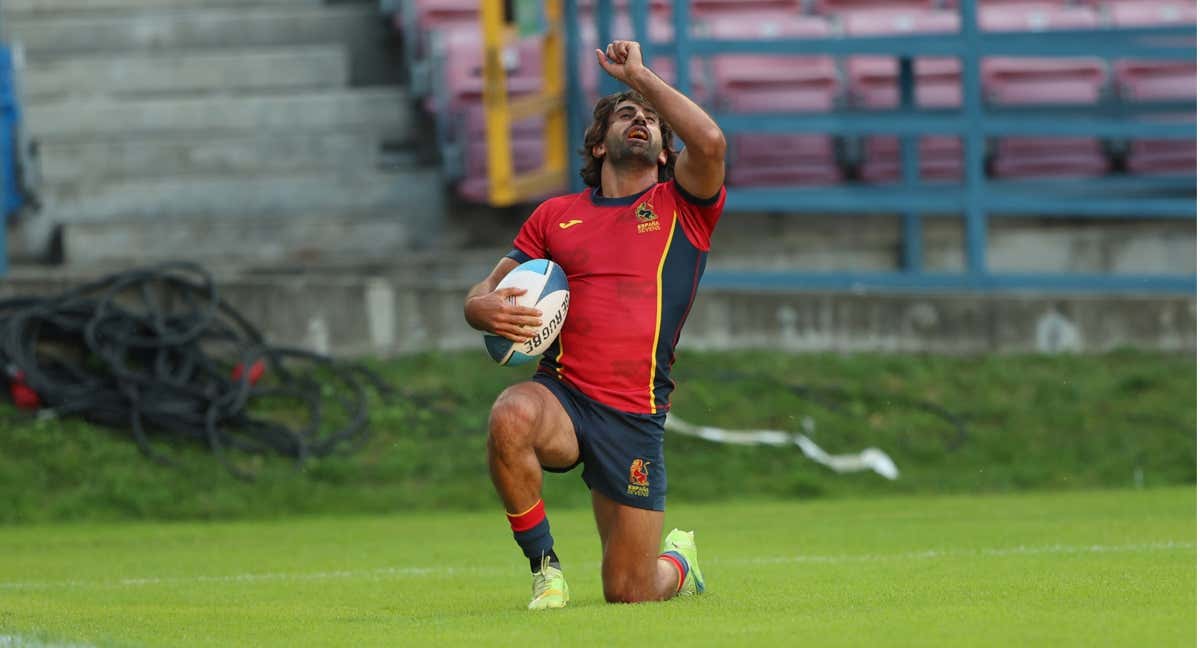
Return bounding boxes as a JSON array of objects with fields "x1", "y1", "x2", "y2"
[{"x1": 589, "y1": 184, "x2": 654, "y2": 207}]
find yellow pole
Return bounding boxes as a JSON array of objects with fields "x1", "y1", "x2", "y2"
[
  {"x1": 542, "y1": 0, "x2": 567, "y2": 178},
  {"x1": 480, "y1": 0, "x2": 515, "y2": 206},
  {"x1": 480, "y1": 0, "x2": 569, "y2": 206}
]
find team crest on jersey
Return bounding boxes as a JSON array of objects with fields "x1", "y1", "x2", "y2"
[
  {"x1": 635, "y1": 201, "x2": 661, "y2": 234},
  {"x1": 627, "y1": 458, "x2": 651, "y2": 497}
]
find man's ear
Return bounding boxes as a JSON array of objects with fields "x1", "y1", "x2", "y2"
[
  {"x1": 657, "y1": 148, "x2": 668, "y2": 166},
  {"x1": 592, "y1": 143, "x2": 606, "y2": 159}
]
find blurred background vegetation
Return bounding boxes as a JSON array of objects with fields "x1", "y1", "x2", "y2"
[{"x1": 1, "y1": 350, "x2": 1193, "y2": 524}]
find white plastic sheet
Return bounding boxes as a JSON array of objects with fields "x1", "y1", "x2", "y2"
[{"x1": 664, "y1": 414, "x2": 899, "y2": 480}]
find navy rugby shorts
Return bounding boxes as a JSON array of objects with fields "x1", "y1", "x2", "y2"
[{"x1": 533, "y1": 372, "x2": 667, "y2": 511}]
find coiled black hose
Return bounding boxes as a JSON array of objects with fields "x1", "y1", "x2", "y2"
[{"x1": 0, "y1": 262, "x2": 392, "y2": 479}]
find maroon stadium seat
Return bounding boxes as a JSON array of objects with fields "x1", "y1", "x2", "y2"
[
  {"x1": 982, "y1": 58, "x2": 1106, "y2": 105},
  {"x1": 990, "y1": 138, "x2": 1110, "y2": 178},
  {"x1": 703, "y1": 13, "x2": 840, "y2": 187},
  {"x1": 459, "y1": 110, "x2": 561, "y2": 203},
  {"x1": 811, "y1": 0, "x2": 937, "y2": 16},
  {"x1": 727, "y1": 164, "x2": 845, "y2": 186},
  {"x1": 847, "y1": 56, "x2": 962, "y2": 109},
  {"x1": 578, "y1": 0, "x2": 796, "y2": 15},
  {"x1": 577, "y1": 0, "x2": 674, "y2": 14},
  {"x1": 1124, "y1": 137, "x2": 1196, "y2": 175},
  {"x1": 1108, "y1": 0, "x2": 1196, "y2": 174},
  {"x1": 943, "y1": 0, "x2": 1070, "y2": 8},
  {"x1": 413, "y1": 0, "x2": 479, "y2": 29},
  {"x1": 435, "y1": 27, "x2": 545, "y2": 201},
  {"x1": 710, "y1": 15, "x2": 837, "y2": 112},
  {"x1": 439, "y1": 26, "x2": 545, "y2": 111},
  {"x1": 691, "y1": 0, "x2": 804, "y2": 16},
  {"x1": 978, "y1": 4, "x2": 1110, "y2": 178},
  {"x1": 728, "y1": 133, "x2": 843, "y2": 186},
  {"x1": 459, "y1": 136, "x2": 564, "y2": 203},
  {"x1": 860, "y1": 136, "x2": 964, "y2": 182},
  {"x1": 978, "y1": 3, "x2": 1106, "y2": 99},
  {"x1": 843, "y1": 10, "x2": 964, "y2": 181},
  {"x1": 578, "y1": 14, "x2": 713, "y2": 102}
]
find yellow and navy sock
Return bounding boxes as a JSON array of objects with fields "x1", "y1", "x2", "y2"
[
  {"x1": 507, "y1": 499, "x2": 559, "y2": 573},
  {"x1": 659, "y1": 551, "x2": 689, "y2": 592}
]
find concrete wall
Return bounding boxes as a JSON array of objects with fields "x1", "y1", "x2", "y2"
[{"x1": 2, "y1": 268, "x2": 1192, "y2": 356}]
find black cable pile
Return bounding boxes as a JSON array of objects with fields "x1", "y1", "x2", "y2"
[{"x1": 0, "y1": 262, "x2": 392, "y2": 478}]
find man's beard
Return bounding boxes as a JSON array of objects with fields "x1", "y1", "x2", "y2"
[{"x1": 604, "y1": 131, "x2": 660, "y2": 171}]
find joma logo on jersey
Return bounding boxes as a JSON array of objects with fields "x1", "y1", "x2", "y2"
[
  {"x1": 635, "y1": 202, "x2": 660, "y2": 234},
  {"x1": 627, "y1": 458, "x2": 651, "y2": 497}
]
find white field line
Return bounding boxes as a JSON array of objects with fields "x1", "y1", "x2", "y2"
[
  {"x1": 0, "y1": 540, "x2": 1191, "y2": 592},
  {"x1": 0, "y1": 636, "x2": 94, "y2": 648},
  {"x1": 731, "y1": 540, "x2": 1196, "y2": 565}
]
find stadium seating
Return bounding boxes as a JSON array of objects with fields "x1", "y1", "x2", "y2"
[
  {"x1": 728, "y1": 135, "x2": 844, "y2": 186},
  {"x1": 859, "y1": 136, "x2": 964, "y2": 182},
  {"x1": 978, "y1": 4, "x2": 1110, "y2": 178},
  {"x1": 396, "y1": 0, "x2": 479, "y2": 84},
  {"x1": 577, "y1": 0, "x2": 674, "y2": 13},
  {"x1": 690, "y1": 0, "x2": 804, "y2": 16},
  {"x1": 578, "y1": 14, "x2": 709, "y2": 102},
  {"x1": 431, "y1": 25, "x2": 548, "y2": 197},
  {"x1": 403, "y1": 0, "x2": 478, "y2": 30},
  {"x1": 1108, "y1": 0, "x2": 1196, "y2": 174},
  {"x1": 437, "y1": 26, "x2": 545, "y2": 112},
  {"x1": 705, "y1": 13, "x2": 842, "y2": 186},
  {"x1": 459, "y1": 137, "x2": 560, "y2": 203},
  {"x1": 388, "y1": 0, "x2": 1194, "y2": 202},
  {"x1": 812, "y1": 0, "x2": 938, "y2": 16},
  {"x1": 843, "y1": 10, "x2": 964, "y2": 182}
]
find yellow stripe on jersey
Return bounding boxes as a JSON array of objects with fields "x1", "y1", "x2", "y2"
[
  {"x1": 648, "y1": 211, "x2": 678, "y2": 414},
  {"x1": 555, "y1": 328, "x2": 566, "y2": 380}
]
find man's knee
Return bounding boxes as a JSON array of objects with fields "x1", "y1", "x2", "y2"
[{"x1": 488, "y1": 387, "x2": 541, "y2": 452}]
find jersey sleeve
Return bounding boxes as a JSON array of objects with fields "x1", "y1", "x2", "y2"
[
  {"x1": 508, "y1": 200, "x2": 556, "y2": 262},
  {"x1": 671, "y1": 179, "x2": 726, "y2": 252}
]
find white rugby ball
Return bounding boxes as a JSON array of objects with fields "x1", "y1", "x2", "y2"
[{"x1": 483, "y1": 259, "x2": 570, "y2": 366}]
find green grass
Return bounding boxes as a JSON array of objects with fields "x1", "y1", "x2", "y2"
[
  {"x1": 0, "y1": 487, "x2": 1194, "y2": 647},
  {"x1": 1, "y1": 350, "x2": 1194, "y2": 524}
]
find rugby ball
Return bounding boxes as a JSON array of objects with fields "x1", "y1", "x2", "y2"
[{"x1": 484, "y1": 259, "x2": 570, "y2": 366}]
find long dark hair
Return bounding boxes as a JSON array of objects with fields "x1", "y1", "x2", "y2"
[{"x1": 578, "y1": 90, "x2": 678, "y2": 188}]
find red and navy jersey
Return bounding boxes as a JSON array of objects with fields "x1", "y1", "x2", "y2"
[{"x1": 507, "y1": 179, "x2": 725, "y2": 415}]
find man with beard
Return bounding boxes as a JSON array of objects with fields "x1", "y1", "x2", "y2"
[{"x1": 464, "y1": 39, "x2": 726, "y2": 609}]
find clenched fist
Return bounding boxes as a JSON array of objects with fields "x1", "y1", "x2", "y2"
[{"x1": 596, "y1": 40, "x2": 647, "y2": 86}]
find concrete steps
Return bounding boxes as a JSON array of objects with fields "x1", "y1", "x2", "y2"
[
  {"x1": 21, "y1": 45, "x2": 348, "y2": 102},
  {"x1": 25, "y1": 88, "x2": 412, "y2": 140},
  {"x1": 5, "y1": 0, "x2": 445, "y2": 266},
  {"x1": 50, "y1": 163, "x2": 445, "y2": 265},
  {"x1": 38, "y1": 131, "x2": 381, "y2": 184},
  {"x1": 6, "y1": 4, "x2": 381, "y2": 55},
  {"x1": 3, "y1": 0, "x2": 317, "y2": 16},
  {"x1": 5, "y1": 3, "x2": 400, "y2": 86},
  {"x1": 62, "y1": 205, "x2": 443, "y2": 266},
  {"x1": 44, "y1": 169, "x2": 434, "y2": 221}
]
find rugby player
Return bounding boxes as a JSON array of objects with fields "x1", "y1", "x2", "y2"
[{"x1": 464, "y1": 39, "x2": 726, "y2": 609}]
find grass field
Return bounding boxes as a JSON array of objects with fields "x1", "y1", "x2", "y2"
[{"x1": 1, "y1": 487, "x2": 1194, "y2": 647}]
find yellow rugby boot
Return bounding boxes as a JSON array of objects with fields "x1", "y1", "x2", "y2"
[
  {"x1": 528, "y1": 554, "x2": 570, "y2": 610},
  {"x1": 661, "y1": 528, "x2": 705, "y2": 595}
]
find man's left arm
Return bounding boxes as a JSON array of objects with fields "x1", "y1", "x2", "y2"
[{"x1": 597, "y1": 41, "x2": 726, "y2": 199}]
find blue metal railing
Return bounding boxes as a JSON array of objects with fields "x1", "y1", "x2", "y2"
[
  {"x1": 563, "y1": 0, "x2": 1197, "y2": 294},
  {"x1": 0, "y1": 42, "x2": 20, "y2": 276}
]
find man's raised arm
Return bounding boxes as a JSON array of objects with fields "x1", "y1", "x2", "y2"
[{"x1": 596, "y1": 40, "x2": 726, "y2": 199}]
